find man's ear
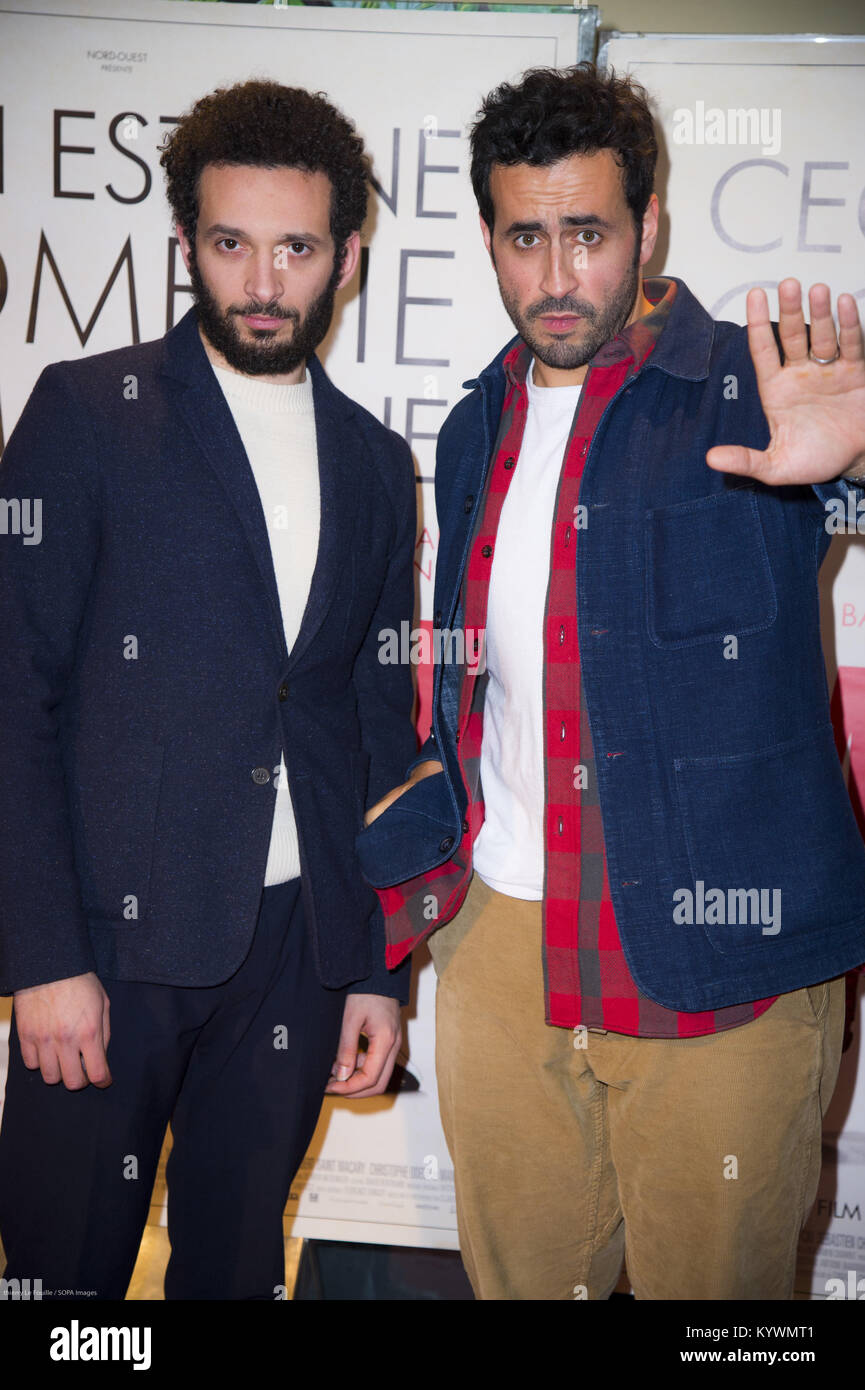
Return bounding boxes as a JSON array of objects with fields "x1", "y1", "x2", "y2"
[
  {"x1": 638, "y1": 193, "x2": 660, "y2": 268},
  {"x1": 336, "y1": 230, "x2": 362, "y2": 291},
  {"x1": 175, "y1": 223, "x2": 193, "y2": 274},
  {"x1": 480, "y1": 213, "x2": 495, "y2": 265}
]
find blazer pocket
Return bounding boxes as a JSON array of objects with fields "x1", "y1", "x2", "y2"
[
  {"x1": 70, "y1": 740, "x2": 164, "y2": 923},
  {"x1": 646, "y1": 486, "x2": 777, "y2": 648},
  {"x1": 673, "y1": 723, "x2": 865, "y2": 955}
]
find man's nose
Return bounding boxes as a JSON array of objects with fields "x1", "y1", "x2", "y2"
[
  {"x1": 538, "y1": 241, "x2": 579, "y2": 302},
  {"x1": 245, "y1": 249, "x2": 283, "y2": 307}
]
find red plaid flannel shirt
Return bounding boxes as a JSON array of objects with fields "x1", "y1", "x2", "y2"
[{"x1": 381, "y1": 277, "x2": 777, "y2": 1036}]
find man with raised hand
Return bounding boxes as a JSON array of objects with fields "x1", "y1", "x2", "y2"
[{"x1": 357, "y1": 63, "x2": 865, "y2": 1300}]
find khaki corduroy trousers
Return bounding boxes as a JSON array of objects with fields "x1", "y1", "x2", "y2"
[{"x1": 428, "y1": 872, "x2": 845, "y2": 1300}]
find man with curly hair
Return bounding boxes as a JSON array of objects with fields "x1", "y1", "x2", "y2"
[
  {"x1": 358, "y1": 63, "x2": 865, "y2": 1300},
  {"x1": 0, "y1": 80, "x2": 417, "y2": 1299}
]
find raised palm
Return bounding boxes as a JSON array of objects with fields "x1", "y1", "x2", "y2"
[{"x1": 706, "y1": 278, "x2": 865, "y2": 486}]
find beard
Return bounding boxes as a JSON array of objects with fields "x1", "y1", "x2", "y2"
[
  {"x1": 188, "y1": 246, "x2": 343, "y2": 377},
  {"x1": 496, "y1": 233, "x2": 643, "y2": 372}
]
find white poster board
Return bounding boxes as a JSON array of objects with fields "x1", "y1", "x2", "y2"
[{"x1": 600, "y1": 30, "x2": 865, "y2": 1301}]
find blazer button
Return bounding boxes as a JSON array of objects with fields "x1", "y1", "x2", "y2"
[
  {"x1": 278, "y1": 683, "x2": 289, "y2": 702},
  {"x1": 251, "y1": 767, "x2": 271, "y2": 784},
  {"x1": 434, "y1": 611, "x2": 442, "y2": 627},
  {"x1": 439, "y1": 836, "x2": 454, "y2": 853},
  {"x1": 481, "y1": 544, "x2": 492, "y2": 558},
  {"x1": 462, "y1": 818, "x2": 469, "y2": 834},
  {"x1": 504, "y1": 456, "x2": 515, "y2": 470},
  {"x1": 463, "y1": 494, "x2": 474, "y2": 513}
]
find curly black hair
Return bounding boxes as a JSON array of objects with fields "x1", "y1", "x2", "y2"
[
  {"x1": 470, "y1": 63, "x2": 657, "y2": 236},
  {"x1": 159, "y1": 79, "x2": 369, "y2": 266}
]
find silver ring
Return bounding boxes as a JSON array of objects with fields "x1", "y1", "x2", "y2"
[{"x1": 809, "y1": 345, "x2": 840, "y2": 364}]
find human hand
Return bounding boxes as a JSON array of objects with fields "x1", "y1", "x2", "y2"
[
  {"x1": 13, "y1": 971, "x2": 111, "y2": 1089},
  {"x1": 324, "y1": 993, "x2": 402, "y2": 1098},
  {"x1": 706, "y1": 279, "x2": 865, "y2": 485}
]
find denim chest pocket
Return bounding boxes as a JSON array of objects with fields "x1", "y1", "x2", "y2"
[{"x1": 646, "y1": 486, "x2": 777, "y2": 648}]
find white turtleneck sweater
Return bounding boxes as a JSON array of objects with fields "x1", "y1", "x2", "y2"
[{"x1": 212, "y1": 362, "x2": 320, "y2": 886}]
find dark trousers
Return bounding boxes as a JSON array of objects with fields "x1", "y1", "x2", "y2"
[{"x1": 0, "y1": 878, "x2": 347, "y2": 1299}]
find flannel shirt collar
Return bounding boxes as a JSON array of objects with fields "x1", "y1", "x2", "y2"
[{"x1": 502, "y1": 275, "x2": 677, "y2": 389}]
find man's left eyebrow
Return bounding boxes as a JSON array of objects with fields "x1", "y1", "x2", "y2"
[
  {"x1": 504, "y1": 219, "x2": 543, "y2": 235},
  {"x1": 274, "y1": 231, "x2": 327, "y2": 246},
  {"x1": 559, "y1": 213, "x2": 614, "y2": 230},
  {"x1": 203, "y1": 223, "x2": 326, "y2": 245},
  {"x1": 503, "y1": 213, "x2": 615, "y2": 235}
]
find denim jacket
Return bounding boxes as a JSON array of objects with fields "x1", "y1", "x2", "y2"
[{"x1": 357, "y1": 276, "x2": 865, "y2": 1009}]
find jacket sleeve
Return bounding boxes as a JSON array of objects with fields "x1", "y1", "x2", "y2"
[
  {"x1": 346, "y1": 428, "x2": 418, "y2": 1001},
  {"x1": 347, "y1": 899, "x2": 411, "y2": 1003},
  {"x1": 0, "y1": 365, "x2": 101, "y2": 993}
]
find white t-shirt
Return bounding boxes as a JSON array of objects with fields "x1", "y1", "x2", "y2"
[{"x1": 472, "y1": 357, "x2": 583, "y2": 899}]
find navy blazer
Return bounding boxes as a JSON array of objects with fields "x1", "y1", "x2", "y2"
[
  {"x1": 357, "y1": 277, "x2": 865, "y2": 1009},
  {"x1": 0, "y1": 307, "x2": 417, "y2": 1000}
]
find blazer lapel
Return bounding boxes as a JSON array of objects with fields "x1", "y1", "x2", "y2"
[
  {"x1": 285, "y1": 351, "x2": 361, "y2": 673},
  {"x1": 161, "y1": 309, "x2": 361, "y2": 671}
]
